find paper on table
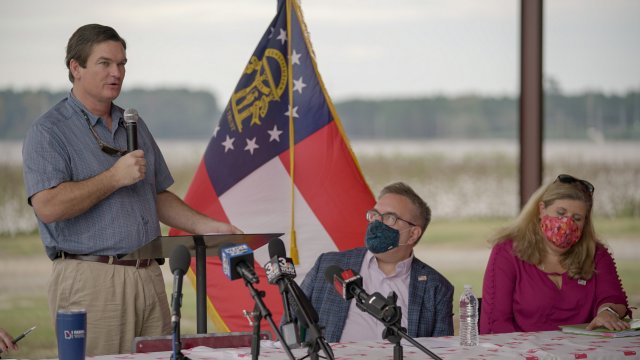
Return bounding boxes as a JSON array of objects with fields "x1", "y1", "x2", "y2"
[{"x1": 560, "y1": 318, "x2": 640, "y2": 338}]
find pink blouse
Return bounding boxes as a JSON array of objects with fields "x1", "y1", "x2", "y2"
[{"x1": 480, "y1": 239, "x2": 628, "y2": 334}]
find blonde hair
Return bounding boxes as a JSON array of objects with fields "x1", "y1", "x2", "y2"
[{"x1": 490, "y1": 177, "x2": 599, "y2": 279}]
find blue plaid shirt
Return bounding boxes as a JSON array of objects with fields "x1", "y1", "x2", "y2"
[{"x1": 22, "y1": 92, "x2": 174, "y2": 259}]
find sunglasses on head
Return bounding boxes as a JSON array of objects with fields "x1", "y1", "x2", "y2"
[{"x1": 554, "y1": 174, "x2": 594, "y2": 195}]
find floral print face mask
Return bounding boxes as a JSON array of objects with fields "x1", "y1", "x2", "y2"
[{"x1": 539, "y1": 215, "x2": 582, "y2": 249}]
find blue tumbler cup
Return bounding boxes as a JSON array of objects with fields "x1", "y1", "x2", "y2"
[{"x1": 56, "y1": 309, "x2": 87, "y2": 360}]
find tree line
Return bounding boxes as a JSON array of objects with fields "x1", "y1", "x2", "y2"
[
  {"x1": 0, "y1": 89, "x2": 220, "y2": 140},
  {"x1": 1, "y1": 88, "x2": 638, "y2": 140}
]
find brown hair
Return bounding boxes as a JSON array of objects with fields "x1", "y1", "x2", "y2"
[
  {"x1": 65, "y1": 24, "x2": 127, "y2": 83},
  {"x1": 489, "y1": 176, "x2": 599, "y2": 279},
  {"x1": 379, "y1": 182, "x2": 431, "y2": 240}
]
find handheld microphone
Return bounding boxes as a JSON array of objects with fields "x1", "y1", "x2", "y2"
[
  {"x1": 124, "y1": 108, "x2": 138, "y2": 152},
  {"x1": 219, "y1": 243, "x2": 259, "y2": 283},
  {"x1": 324, "y1": 265, "x2": 400, "y2": 325},
  {"x1": 170, "y1": 245, "x2": 191, "y2": 324}
]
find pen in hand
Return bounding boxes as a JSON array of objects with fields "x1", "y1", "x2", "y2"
[{"x1": 0, "y1": 325, "x2": 36, "y2": 354}]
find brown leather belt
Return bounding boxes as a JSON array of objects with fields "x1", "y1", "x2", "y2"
[{"x1": 58, "y1": 252, "x2": 154, "y2": 268}]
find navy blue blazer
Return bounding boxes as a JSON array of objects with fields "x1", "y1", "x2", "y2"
[{"x1": 299, "y1": 247, "x2": 454, "y2": 342}]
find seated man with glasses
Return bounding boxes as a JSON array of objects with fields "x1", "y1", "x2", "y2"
[{"x1": 298, "y1": 182, "x2": 454, "y2": 342}]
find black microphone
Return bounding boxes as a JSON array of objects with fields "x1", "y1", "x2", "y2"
[
  {"x1": 124, "y1": 108, "x2": 138, "y2": 152},
  {"x1": 265, "y1": 238, "x2": 296, "y2": 319},
  {"x1": 290, "y1": 271, "x2": 333, "y2": 359},
  {"x1": 170, "y1": 245, "x2": 191, "y2": 324},
  {"x1": 324, "y1": 265, "x2": 400, "y2": 325},
  {"x1": 289, "y1": 282, "x2": 321, "y2": 348},
  {"x1": 265, "y1": 238, "x2": 299, "y2": 347},
  {"x1": 266, "y1": 238, "x2": 297, "y2": 285},
  {"x1": 325, "y1": 270, "x2": 441, "y2": 360},
  {"x1": 218, "y1": 243, "x2": 259, "y2": 283},
  {"x1": 289, "y1": 280, "x2": 320, "y2": 325},
  {"x1": 324, "y1": 265, "x2": 364, "y2": 301},
  {"x1": 268, "y1": 241, "x2": 332, "y2": 359}
]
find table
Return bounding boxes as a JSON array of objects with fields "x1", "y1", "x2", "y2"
[{"x1": 92, "y1": 331, "x2": 640, "y2": 359}]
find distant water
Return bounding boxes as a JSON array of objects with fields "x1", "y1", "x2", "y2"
[
  {"x1": 163, "y1": 138, "x2": 640, "y2": 165},
  {"x1": 350, "y1": 139, "x2": 640, "y2": 163},
  {"x1": 4, "y1": 138, "x2": 639, "y2": 165},
  {"x1": 3, "y1": 139, "x2": 639, "y2": 233},
  {"x1": 0, "y1": 140, "x2": 24, "y2": 165}
]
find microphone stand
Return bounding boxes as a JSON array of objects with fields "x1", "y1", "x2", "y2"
[
  {"x1": 171, "y1": 319, "x2": 190, "y2": 360},
  {"x1": 171, "y1": 272, "x2": 190, "y2": 360},
  {"x1": 382, "y1": 322, "x2": 442, "y2": 360},
  {"x1": 251, "y1": 304, "x2": 262, "y2": 360},
  {"x1": 243, "y1": 302, "x2": 263, "y2": 360},
  {"x1": 286, "y1": 280, "x2": 334, "y2": 360},
  {"x1": 361, "y1": 292, "x2": 442, "y2": 360},
  {"x1": 244, "y1": 279, "x2": 296, "y2": 360}
]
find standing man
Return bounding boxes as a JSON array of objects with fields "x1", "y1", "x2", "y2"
[
  {"x1": 300, "y1": 182, "x2": 454, "y2": 342},
  {"x1": 22, "y1": 24, "x2": 241, "y2": 356}
]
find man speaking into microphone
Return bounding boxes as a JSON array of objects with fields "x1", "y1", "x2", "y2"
[
  {"x1": 22, "y1": 24, "x2": 242, "y2": 356},
  {"x1": 298, "y1": 182, "x2": 454, "y2": 342}
]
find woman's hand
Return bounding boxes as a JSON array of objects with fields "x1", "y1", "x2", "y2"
[{"x1": 586, "y1": 306, "x2": 630, "y2": 331}]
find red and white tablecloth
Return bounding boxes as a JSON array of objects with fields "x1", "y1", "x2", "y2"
[{"x1": 95, "y1": 331, "x2": 640, "y2": 360}]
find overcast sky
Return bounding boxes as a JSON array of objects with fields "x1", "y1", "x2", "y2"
[{"x1": 1, "y1": 0, "x2": 638, "y2": 102}]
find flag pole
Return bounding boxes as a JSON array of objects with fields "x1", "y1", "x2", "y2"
[{"x1": 286, "y1": 0, "x2": 300, "y2": 264}]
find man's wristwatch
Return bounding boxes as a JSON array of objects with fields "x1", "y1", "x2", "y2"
[{"x1": 598, "y1": 306, "x2": 621, "y2": 319}]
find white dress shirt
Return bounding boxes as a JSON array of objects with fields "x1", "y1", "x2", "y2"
[{"x1": 340, "y1": 250, "x2": 413, "y2": 342}]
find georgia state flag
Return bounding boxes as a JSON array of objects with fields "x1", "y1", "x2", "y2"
[{"x1": 170, "y1": 0, "x2": 374, "y2": 332}]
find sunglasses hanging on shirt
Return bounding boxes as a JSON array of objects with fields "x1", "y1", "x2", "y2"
[{"x1": 81, "y1": 110, "x2": 128, "y2": 157}]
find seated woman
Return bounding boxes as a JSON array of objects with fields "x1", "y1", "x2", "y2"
[{"x1": 480, "y1": 174, "x2": 631, "y2": 334}]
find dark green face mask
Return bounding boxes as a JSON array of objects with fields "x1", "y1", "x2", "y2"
[{"x1": 364, "y1": 220, "x2": 400, "y2": 254}]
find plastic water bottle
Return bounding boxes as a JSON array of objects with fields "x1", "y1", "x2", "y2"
[{"x1": 459, "y1": 284, "x2": 479, "y2": 346}]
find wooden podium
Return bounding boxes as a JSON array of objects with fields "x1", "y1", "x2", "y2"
[{"x1": 122, "y1": 233, "x2": 283, "y2": 333}]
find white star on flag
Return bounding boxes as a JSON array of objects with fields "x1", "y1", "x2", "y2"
[
  {"x1": 268, "y1": 27, "x2": 274, "y2": 38},
  {"x1": 212, "y1": 125, "x2": 220, "y2": 137},
  {"x1": 284, "y1": 105, "x2": 299, "y2": 118},
  {"x1": 277, "y1": 28, "x2": 287, "y2": 45},
  {"x1": 221, "y1": 135, "x2": 235, "y2": 152},
  {"x1": 268, "y1": 125, "x2": 283, "y2": 142},
  {"x1": 293, "y1": 77, "x2": 306, "y2": 94},
  {"x1": 244, "y1": 137, "x2": 259, "y2": 155},
  {"x1": 291, "y1": 49, "x2": 301, "y2": 65}
]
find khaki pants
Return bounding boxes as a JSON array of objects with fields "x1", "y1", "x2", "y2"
[{"x1": 48, "y1": 258, "x2": 171, "y2": 356}]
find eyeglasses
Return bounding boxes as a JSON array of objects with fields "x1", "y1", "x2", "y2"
[
  {"x1": 555, "y1": 174, "x2": 595, "y2": 195},
  {"x1": 366, "y1": 209, "x2": 417, "y2": 227},
  {"x1": 81, "y1": 110, "x2": 127, "y2": 157}
]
